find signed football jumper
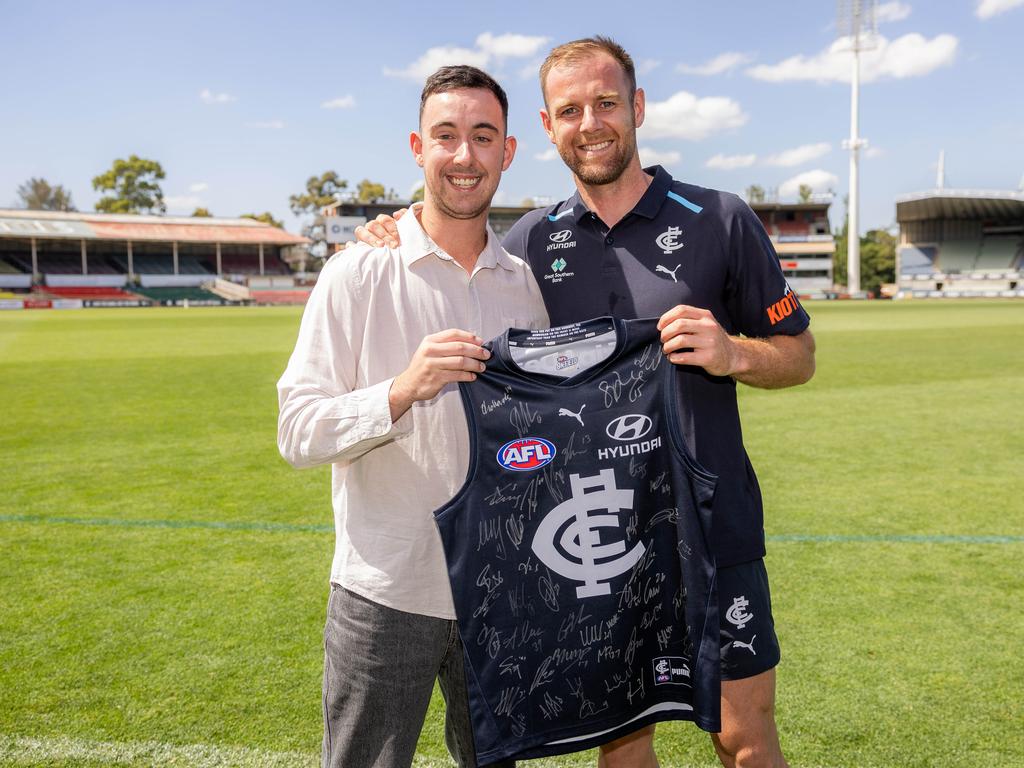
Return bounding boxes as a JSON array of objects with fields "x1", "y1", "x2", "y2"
[{"x1": 434, "y1": 317, "x2": 719, "y2": 765}]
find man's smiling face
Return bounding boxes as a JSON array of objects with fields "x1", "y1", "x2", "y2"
[
  {"x1": 541, "y1": 52, "x2": 645, "y2": 187},
  {"x1": 413, "y1": 87, "x2": 515, "y2": 221}
]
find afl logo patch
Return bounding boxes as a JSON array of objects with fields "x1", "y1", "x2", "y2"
[
  {"x1": 497, "y1": 437, "x2": 556, "y2": 471},
  {"x1": 605, "y1": 414, "x2": 653, "y2": 441}
]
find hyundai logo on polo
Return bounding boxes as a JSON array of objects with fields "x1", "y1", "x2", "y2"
[
  {"x1": 497, "y1": 437, "x2": 556, "y2": 471},
  {"x1": 605, "y1": 414, "x2": 653, "y2": 441},
  {"x1": 549, "y1": 229, "x2": 573, "y2": 242}
]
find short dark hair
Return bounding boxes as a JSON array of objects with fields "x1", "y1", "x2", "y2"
[
  {"x1": 419, "y1": 65, "x2": 509, "y2": 130},
  {"x1": 540, "y1": 36, "x2": 637, "y2": 107}
]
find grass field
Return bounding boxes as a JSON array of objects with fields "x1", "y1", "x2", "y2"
[{"x1": 1, "y1": 300, "x2": 1022, "y2": 768}]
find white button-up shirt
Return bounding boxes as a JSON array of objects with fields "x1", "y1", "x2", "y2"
[{"x1": 277, "y1": 211, "x2": 548, "y2": 618}]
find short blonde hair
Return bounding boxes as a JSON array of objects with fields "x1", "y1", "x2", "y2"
[{"x1": 539, "y1": 36, "x2": 636, "y2": 107}]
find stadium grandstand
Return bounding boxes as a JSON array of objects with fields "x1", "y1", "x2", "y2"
[
  {"x1": 0, "y1": 209, "x2": 311, "y2": 309},
  {"x1": 895, "y1": 189, "x2": 1024, "y2": 298},
  {"x1": 323, "y1": 198, "x2": 834, "y2": 295},
  {"x1": 750, "y1": 199, "x2": 835, "y2": 296}
]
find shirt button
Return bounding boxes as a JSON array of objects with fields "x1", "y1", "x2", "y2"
[{"x1": 605, "y1": 235, "x2": 614, "y2": 245}]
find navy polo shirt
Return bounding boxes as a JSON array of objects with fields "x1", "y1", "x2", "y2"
[{"x1": 501, "y1": 166, "x2": 810, "y2": 566}]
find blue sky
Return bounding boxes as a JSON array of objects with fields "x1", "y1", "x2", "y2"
[{"x1": 1, "y1": 0, "x2": 1022, "y2": 234}]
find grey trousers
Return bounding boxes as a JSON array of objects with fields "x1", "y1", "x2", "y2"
[{"x1": 321, "y1": 585, "x2": 514, "y2": 768}]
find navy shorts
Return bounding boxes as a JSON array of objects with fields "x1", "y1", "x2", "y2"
[{"x1": 718, "y1": 559, "x2": 781, "y2": 680}]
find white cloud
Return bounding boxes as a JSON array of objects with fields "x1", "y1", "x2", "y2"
[
  {"x1": 534, "y1": 148, "x2": 559, "y2": 161},
  {"x1": 188, "y1": 182, "x2": 208, "y2": 193},
  {"x1": 706, "y1": 153, "x2": 757, "y2": 170},
  {"x1": 199, "y1": 88, "x2": 236, "y2": 104},
  {"x1": 865, "y1": 146, "x2": 885, "y2": 158},
  {"x1": 475, "y1": 32, "x2": 549, "y2": 59},
  {"x1": 490, "y1": 189, "x2": 511, "y2": 206},
  {"x1": 638, "y1": 147, "x2": 682, "y2": 167},
  {"x1": 385, "y1": 46, "x2": 490, "y2": 80},
  {"x1": 763, "y1": 142, "x2": 832, "y2": 167},
  {"x1": 247, "y1": 120, "x2": 285, "y2": 130},
  {"x1": 876, "y1": 2, "x2": 912, "y2": 23},
  {"x1": 164, "y1": 195, "x2": 205, "y2": 211},
  {"x1": 321, "y1": 95, "x2": 356, "y2": 110},
  {"x1": 641, "y1": 91, "x2": 748, "y2": 140},
  {"x1": 747, "y1": 32, "x2": 957, "y2": 83},
  {"x1": 385, "y1": 33, "x2": 549, "y2": 80},
  {"x1": 637, "y1": 59, "x2": 661, "y2": 75},
  {"x1": 779, "y1": 169, "x2": 839, "y2": 199},
  {"x1": 976, "y1": 0, "x2": 1024, "y2": 18},
  {"x1": 677, "y1": 52, "x2": 754, "y2": 76}
]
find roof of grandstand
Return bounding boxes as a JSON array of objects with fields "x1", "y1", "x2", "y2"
[
  {"x1": 0, "y1": 209, "x2": 309, "y2": 245},
  {"x1": 896, "y1": 190, "x2": 1024, "y2": 222}
]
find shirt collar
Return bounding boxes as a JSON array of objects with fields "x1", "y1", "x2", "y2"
[
  {"x1": 397, "y1": 203, "x2": 515, "y2": 272},
  {"x1": 565, "y1": 165, "x2": 674, "y2": 224}
]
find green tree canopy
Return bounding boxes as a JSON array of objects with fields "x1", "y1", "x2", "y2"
[
  {"x1": 17, "y1": 178, "x2": 76, "y2": 211},
  {"x1": 798, "y1": 184, "x2": 813, "y2": 203},
  {"x1": 410, "y1": 183, "x2": 425, "y2": 203},
  {"x1": 241, "y1": 211, "x2": 284, "y2": 229},
  {"x1": 289, "y1": 171, "x2": 346, "y2": 216},
  {"x1": 746, "y1": 184, "x2": 765, "y2": 204},
  {"x1": 191, "y1": 207, "x2": 213, "y2": 217},
  {"x1": 357, "y1": 179, "x2": 386, "y2": 204},
  {"x1": 833, "y1": 198, "x2": 896, "y2": 295},
  {"x1": 92, "y1": 155, "x2": 166, "y2": 214}
]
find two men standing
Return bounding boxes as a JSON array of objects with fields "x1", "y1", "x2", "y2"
[{"x1": 280, "y1": 35, "x2": 815, "y2": 768}]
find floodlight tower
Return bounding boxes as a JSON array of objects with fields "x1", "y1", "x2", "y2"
[{"x1": 838, "y1": 0, "x2": 876, "y2": 294}]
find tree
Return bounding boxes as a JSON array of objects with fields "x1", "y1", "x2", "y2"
[
  {"x1": 798, "y1": 184, "x2": 813, "y2": 203},
  {"x1": 746, "y1": 184, "x2": 765, "y2": 204},
  {"x1": 289, "y1": 171, "x2": 347, "y2": 216},
  {"x1": 92, "y1": 155, "x2": 166, "y2": 214},
  {"x1": 241, "y1": 211, "x2": 284, "y2": 229},
  {"x1": 410, "y1": 183, "x2": 425, "y2": 203},
  {"x1": 832, "y1": 197, "x2": 895, "y2": 295},
  {"x1": 191, "y1": 207, "x2": 213, "y2": 217},
  {"x1": 357, "y1": 179, "x2": 386, "y2": 203},
  {"x1": 17, "y1": 178, "x2": 76, "y2": 211}
]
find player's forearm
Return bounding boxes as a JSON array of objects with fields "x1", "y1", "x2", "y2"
[{"x1": 728, "y1": 330, "x2": 816, "y2": 389}]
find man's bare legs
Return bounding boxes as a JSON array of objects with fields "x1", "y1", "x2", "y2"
[
  {"x1": 711, "y1": 670, "x2": 787, "y2": 768},
  {"x1": 597, "y1": 725, "x2": 658, "y2": 768},
  {"x1": 595, "y1": 670, "x2": 786, "y2": 768}
]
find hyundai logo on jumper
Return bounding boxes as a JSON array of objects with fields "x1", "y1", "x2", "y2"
[
  {"x1": 606, "y1": 414, "x2": 653, "y2": 441},
  {"x1": 497, "y1": 437, "x2": 556, "y2": 471},
  {"x1": 547, "y1": 229, "x2": 576, "y2": 252}
]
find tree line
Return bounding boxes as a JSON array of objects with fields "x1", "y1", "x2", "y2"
[{"x1": 14, "y1": 155, "x2": 396, "y2": 233}]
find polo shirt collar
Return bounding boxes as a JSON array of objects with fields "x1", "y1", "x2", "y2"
[
  {"x1": 397, "y1": 204, "x2": 515, "y2": 272},
  {"x1": 565, "y1": 165, "x2": 675, "y2": 224}
]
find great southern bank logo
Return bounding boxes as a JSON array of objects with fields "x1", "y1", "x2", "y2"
[{"x1": 497, "y1": 437, "x2": 556, "y2": 471}]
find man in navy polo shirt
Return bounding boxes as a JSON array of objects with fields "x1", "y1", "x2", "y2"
[{"x1": 358, "y1": 36, "x2": 815, "y2": 768}]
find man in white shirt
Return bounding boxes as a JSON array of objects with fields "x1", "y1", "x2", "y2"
[{"x1": 277, "y1": 66, "x2": 548, "y2": 768}]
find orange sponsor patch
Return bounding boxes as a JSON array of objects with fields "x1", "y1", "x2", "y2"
[{"x1": 766, "y1": 290, "x2": 801, "y2": 326}]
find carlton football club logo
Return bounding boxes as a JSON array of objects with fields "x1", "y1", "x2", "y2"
[
  {"x1": 531, "y1": 469, "x2": 645, "y2": 598},
  {"x1": 656, "y1": 226, "x2": 684, "y2": 254},
  {"x1": 496, "y1": 437, "x2": 556, "y2": 472},
  {"x1": 726, "y1": 595, "x2": 753, "y2": 629}
]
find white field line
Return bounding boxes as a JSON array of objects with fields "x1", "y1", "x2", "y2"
[
  {"x1": 0, "y1": 735, "x2": 317, "y2": 767},
  {"x1": 0, "y1": 735, "x2": 604, "y2": 768}
]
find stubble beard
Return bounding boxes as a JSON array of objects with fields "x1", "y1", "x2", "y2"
[
  {"x1": 425, "y1": 175, "x2": 493, "y2": 221},
  {"x1": 559, "y1": 131, "x2": 638, "y2": 187}
]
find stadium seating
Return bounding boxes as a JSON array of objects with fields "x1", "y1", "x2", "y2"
[
  {"x1": 250, "y1": 289, "x2": 312, "y2": 305},
  {"x1": 45, "y1": 286, "x2": 145, "y2": 301},
  {"x1": 0, "y1": 257, "x2": 24, "y2": 274},
  {"x1": 132, "y1": 286, "x2": 230, "y2": 305},
  {"x1": 937, "y1": 238, "x2": 980, "y2": 274},
  {"x1": 975, "y1": 234, "x2": 1022, "y2": 271},
  {"x1": 898, "y1": 245, "x2": 936, "y2": 275}
]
